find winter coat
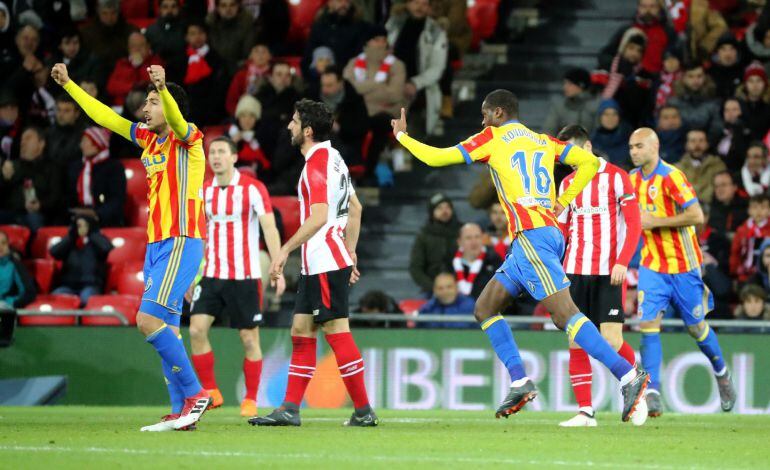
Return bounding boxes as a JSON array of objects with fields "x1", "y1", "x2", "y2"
[
  {"x1": 745, "y1": 23, "x2": 770, "y2": 63},
  {"x1": 106, "y1": 54, "x2": 165, "y2": 106},
  {"x1": 667, "y1": 79, "x2": 722, "y2": 143},
  {"x1": 675, "y1": 153, "x2": 726, "y2": 203},
  {"x1": 343, "y1": 51, "x2": 408, "y2": 117},
  {"x1": 45, "y1": 121, "x2": 86, "y2": 167},
  {"x1": 0, "y1": 156, "x2": 62, "y2": 220},
  {"x1": 710, "y1": 193, "x2": 748, "y2": 233},
  {"x1": 387, "y1": 13, "x2": 448, "y2": 135},
  {"x1": 729, "y1": 218, "x2": 770, "y2": 281},
  {"x1": 0, "y1": 253, "x2": 35, "y2": 308},
  {"x1": 145, "y1": 16, "x2": 187, "y2": 63},
  {"x1": 50, "y1": 229, "x2": 112, "y2": 289},
  {"x1": 430, "y1": 0, "x2": 472, "y2": 54},
  {"x1": 590, "y1": 123, "x2": 633, "y2": 168},
  {"x1": 598, "y1": 12, "x2": 677, "y2": 74},
  {"x1": 66, "y1": 158, "x2": 127, "y2": 227},
  {"x1": 206, "y1": 10, "x2": 256, "y2": 76},
  {"x1": 418, "y1": 294, "x2": 476, "y2": 329},
  {"x1": 542, "y1": 91, "x2": 599, "y2": 136},
  {"x1": 746, "y1": 238, "x2": 770, "y2": 292},
  {"x1": 708, "y1": 62, "x2": 743, "y2": 99},
  {"x1": 688, "y1": 0, "x2": 728, "y2": 63},
  {"x1": 78, "y1": 16, "x2": 138, "y2": 70},
  {"x1": 456, "y1": 249, "x2": 502, "y2": 299},
  {"x1": 409, "y1": 219, "x2": 462, "y2": 292},
  {"x1": 735, "y1": 86, "x2": 770, "y2": 141},
  {"x1": 658, "y1": 127, "x2": 687, "y2": 163},
  {"x1": 301, "y1": 6, "x2": 370, "y2": 78},
  {"x1": 45, "y1": 48, "x2": 104, "y2": 87}
]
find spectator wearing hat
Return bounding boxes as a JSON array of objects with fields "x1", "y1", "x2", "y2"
[
  {"x1": 654, "y1": 48, "x2": 682, "y2": 113},
  {"x1": 543, "y1": 67, "x2": 598, "y2": 136},
  {"x1": 745, "y1": 1, "x2": 770, "y2": 64},
  {"x1": 206, "y1": 0, "x2": 257, "y2": 77},
  {"x1": 225, "y1": 43, "x2": 273, "y2": 116},
  {"x1": 735, "y1": 61, "x2": 770, "y2": 141},
  {"x1": 306, "y1": 46, "x2": 336, "y2": 99},
  {"x1": 675, "y1": 129, "x2": 726, "y2": 204},
  {"x1": 227, "y1": 95, "x2": 270, "y2": 174},
  {"x1": 409, "y1": 193, "x2": 462, "y2": 294},
  {"x1": 667, "y1": 62, "x2": 722, "y2": 143},
  {"x1": 65, "y1": 127, "x2": 126, "y2": 227},
  {"x1": 590, "y1": 99, "x2": 633, "y2": 168},
  {"x1": 106, "y1": 32, "x2": 164, "y2": 106},
  {"x1": 78, "y1": 0, "x2": 138, "y2": 71},
  {"x1": 656, "y1": 104, "x2": 687, "y2": 164},
  {"x1": 708, "y1": 33, "x2": 745, "y2": 99}
]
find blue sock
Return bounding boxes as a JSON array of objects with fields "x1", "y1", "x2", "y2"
[
  {"x1": 147, "y1": 326, "x2": 202, "y2": 397},
  {"x1": 695, "y1": 324, "x2": 726, "y2": 374},
  {"x1": 480, "y1": 315, "x2": 526, "y2": 381},
  {"x1": 641, "y1": 330, "x2": 662, "y2": 391},
  {"x1": 162, "y1": 359, "x2": 185, "y2": 414},
  {"x1": 567, "y1": 313, "x2": 632, "y2": 381}
]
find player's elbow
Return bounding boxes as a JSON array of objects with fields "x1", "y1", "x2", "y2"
[{"x1": 689, "y1": 205, "x2": 705, "y2": 225}]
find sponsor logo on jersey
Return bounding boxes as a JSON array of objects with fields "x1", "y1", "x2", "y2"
[
  {"x1": 253, "y1": 314, "x2": 263, "y2": 322},
  {"x1": 312, "y1": 309, "x2": 320, "y2": 316},
  {"x1": 573, "y1": 206, "x2": 609, "y2": 216},
  {"x1": 609, "y1": 309, "x2": 619, "y2": 316}
]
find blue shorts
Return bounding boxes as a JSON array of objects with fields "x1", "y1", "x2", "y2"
[
  {"x1": 494, "y1": 226, "x2": 571, "y2": 301},
  {"x1": 637, "y1": 267, "x2": 713, "y2": 325},
  {"x1": 141, "y1": 237, "x2": 203, "y2": 327}
]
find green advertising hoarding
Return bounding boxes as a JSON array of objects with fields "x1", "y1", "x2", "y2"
[{"x1": 1, "y1": 328, "x2": 768, "y2": 414}]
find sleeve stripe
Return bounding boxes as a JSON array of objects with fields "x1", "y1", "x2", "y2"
[
  {"x1": 682, "y1": 198, "x2": 698, "y2": 209},
  {"x1": 183, "y1": 124, "x2": 192, "y2": 141},
  {"x1": 130, "y1": 122, "x2": 139, "y2": 147},
  {"x1": 455, "y1": 144, "x2": 473, "y2": 165},
  {"x1": 558, "y1": 143, "x2": 574, "y2": 163}
]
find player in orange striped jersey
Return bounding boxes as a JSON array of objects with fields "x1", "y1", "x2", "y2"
[
  {"x1": 52, "y1": 63, "x2": 211, "y2": 431},
  {"x1": 393, "y1": 89, "x2": 649, "y2": 424},
  {"x1": 629, "y1": 128, "x2": 736, "y2": 417}
]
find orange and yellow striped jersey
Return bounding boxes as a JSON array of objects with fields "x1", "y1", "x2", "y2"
[
  {"x1": 456, "y1": 120, "x2": 596, "y2": 237},
  {"x1": 630, "y1": 159, "x2": 702, "y2": 274},
  {"x1": 131, "y1": 123, "x2": 206, "y2": 243}
]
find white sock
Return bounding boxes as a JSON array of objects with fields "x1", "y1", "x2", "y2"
[
  {"x1": 511, "y1": 377, "x2": 530, "y2": 388},
  {"x1": 619, "y1": 368, "x2": 636, "y2": 387}
]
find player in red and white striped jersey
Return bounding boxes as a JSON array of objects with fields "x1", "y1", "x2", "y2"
[
  {"x1": 188, "y1": 136, "x2": 286, "y2": 418},
  {"x1": 249, "y1": 99, "x2": 377, "y2": 428},
  {"x1": 556, "y1": 125, "x2": 643, "y2": 427}
]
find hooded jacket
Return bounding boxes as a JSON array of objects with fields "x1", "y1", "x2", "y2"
[{"x1": 409, "y1": 195, "x2": 462, "y2": 292}]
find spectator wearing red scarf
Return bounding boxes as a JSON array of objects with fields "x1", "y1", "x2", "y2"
[
  {"x1": 106, "y1": 32, "x2": 164, "y2": 106},
  {"x1": 228, "y1": 95, "x2": 270, "y2": 174},
  {"x1": 225, "y1": 44, "x2": 272, "y2": 116}
]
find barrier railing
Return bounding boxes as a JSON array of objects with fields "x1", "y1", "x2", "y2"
[{"x1": 16, "y1": 309, "x2": 130, "y2": 326}]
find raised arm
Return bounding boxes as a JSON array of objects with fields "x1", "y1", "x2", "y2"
[
  {"x1": 147, "y1": 65, "x2": 190, "y2": 140},
  {"x1": 392, "y1": 108, "x2": 465, "y2": 167},
  {"x1": 52, "y1": 63, "x2": 133, "y2": 141}
]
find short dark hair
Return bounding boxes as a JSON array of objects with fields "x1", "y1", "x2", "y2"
[
  {"x1": 358, "y1": 290, "x2": 393, "y2": 313},
  {"x1": 659, "y1": 103, "x2": 680, "y2": 114},
  {"x1": 683, "y1": 61, "x2": 704, "y2": 72},
  {"x1": 55, "y1": 93, "x2": 77, "y2": 105},
  {"x1": 557, "y1": 125, "x2": 590, "y2": 146},
  {"x1": 712, "y1": 170, "x2": 734, "y2": 185},
  {"x1": 58, "y1": 25, "x2": 81, "y2": 42},
  {"x1": 209, "y1": 135, "x2": 237, "y2": 154},
  {"x1": 749, "y1": 194, "x2": 770, "y2": 206},
  {"x1": 740, "y1": 284, "x2": 767, "y2": 302},
  {"x1": 321, "y1": 65, "x2": 342, "y2": 80},
  {"x1": 747, "y1": 140, "x2": 768, "y2": 157},
  {"x1": 686, "y1": 128, "x2": 708, "y2": 138},
  {"x1": 294, "y1": 98, "x2": 333, "y2": 142},
  {"x1": 22, "y1": 125, "x2": 45, "y2": 141},
  {"x1": 483, "y1": 89, "x2": 518, "y2": 119},
  {"x1": 146, "y1": 82, "x2": 190, "y2": 121},
  {"x1": 186, "y1": 20, "x2": 208, "y2": 34}
]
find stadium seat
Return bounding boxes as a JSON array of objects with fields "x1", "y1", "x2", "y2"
[
  {"x1": 126, "y1": 199, "x2": 149, "y2": 228},
  {"x1": 82, "y1": 294, "x2": 141, "y2": 326},
  {"x1": 121, "y1": 158, "x2": 148, "y2": 206},
  {"x1": 23, "y1": 258, "x2": 56, "y2": 294},
  {"x1": 286, "y1": 0, "x2": 327, "y2": 46},
  {"x1": 238, "y1": 166, "x2": 257, "y2": 179},
  {"x1": 19, "y1": 294, "x2": 80, "y2": 326},
  {"x1": 121, "y1": 0, "x2": 155, "y2": 19},
  {"x1": 30, "y1": 226, "x2": 69, "y2": 259},
  {"x1": 398, "y1": 299, "x2": 427, "y2": 329},
  {"x1": 112, "y1": 261, "x2": 145, "y2": 296},
  {"x1": 102, "y1": 227, "x2": 147, "y2": 266},
  {"x1": 0, "y1": 224, "x2": 31, "y2": 254},
  {"x1": 271, "y1": 196, "x2": 301, "y2": 239},
  {"x1": 467, "y1": 0, "x2": 500, "y2": 50},
  {"x1": 202, "y1": 125, "x2": 228, "y2": 154}
]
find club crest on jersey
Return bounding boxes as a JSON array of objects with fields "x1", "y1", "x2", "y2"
[{"x1": 648, "y1": 184, "x2": 659, "y2": 200}]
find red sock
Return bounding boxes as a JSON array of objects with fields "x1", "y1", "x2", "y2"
[
  {"x1": 569, "y1": 348, "x2": 593, "y2": 409},
  {"x1": 243, "y1": 359, "x2": 262, "y2": 401},
  {"x1": 617, "y1": 341, "x2": 636, "y2": 367},
  {"x1": 326, "y1": 332, "x2": 370, "y2": 409},
  {"x1": 283, "y1": 336, "x2": 316, "y2": 406},
  {"x1": 191, "y1": 351, "x2": 217, "y2": 390}
]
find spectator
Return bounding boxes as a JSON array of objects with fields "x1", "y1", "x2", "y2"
[
  {"x1": 358, "y1": 290, "x2": 401, "y2": 313},
  {"x1": 656, "y1": 104, "x2": 687, "y2": 163},
  {"x1": 109, "y1": 86, "x2": 146, "y2": 158},
  {"x1": 710, "y1": 170, "x2": 748, "y2": 235},
  {"x1": 50, "y1": 214, "x2": 112, "y2": 306},
  {"x1": 0, "y1": 126, "x2": 62, "y2": 231},
  {"x1": 228, "y1": 95, "x2": 270, "y2": 173},
  {"x1": 418, "y1": 272, "x2": 476, "y2": 328},
  {"x1": 250, "y1": 0, "x2": 290, "y2": 53},
  {"x1": 676, "y1": 129, "x2": 726, "y2": 203},
  {"x1": 735, "y1": 61, "x2": 770, "y2": 141},
  {"x1": 78, "y1": 0, "x2": 137, "y2": 71},
  {"x1": 343, "y1": 25, "x2": 406, "y2": 182},
  {"x1": 543, "y1": 67, "x2": 597, "y2": 136},
  {"x1": 740, "y1": 142, "x2": 770, "y2": 196},
  {"x1": 388, "y1": 0, "x2": 448, "y2": 136},
  {"x1": 0, "y1": 2, "x2": 16, "y2": 79},
  {"x1": 453, "y1": 223, "x2": 501, "y2": 300},
  {"x1": 306, "y1": 46, "x2": 336, "y2": 99},
  {"x1": 667, "y1": 62, "x2": 722, "y2": 143},
  {"x1": 590, "y1": 99, "x2": 632, "y2": 168},
  {"x1": 716, "y1": 97, "x2": 752, "y2": 173},
  {"x1": 729, "y1": 194, "x2": 770, "y2": 282},
  {"x1": 708, "y1": 33, "x2": 744, "y2": 99},
  {"x1": 225, "y1": 43, "x2": 272, "y2": 116},
  {"x1": 0, "y1": 91, "x2": 19, "y2": 160},
  {"x1": 315, "y1": 66, "x2": 370, "y2": 168},
  {"x1": 699, "y1": 203, "x2": 732, "y2": 318},
  {"x1": 745, "y1": 4, "x2": 770, "y2": 64},
  {"x1": 748, "y1": 238, "x2": 770, "y2": 293},
  {"x1": 206, "y1": 0, "x2": 256, "y2": 77},
  {"x1": 430, "y1": 0, "x2": 471, "y2": 56},
  {"x1": 484, "y1": 202, "x2": 509, "y2": 260},
  {"x1": 733, "y1": 284, "x2": 770, "y2": 321},
  {"x1": 46, "y1": 26, "x2": 103, "y2": 88},
  {"x1": 66, "y1": 127, "x2": 126, "y2": 227},
  {"x1": 256, "y1": 61, "x2": 300, "y2": 167},
  {"x1": 145, "y1": 0, "x2": 187, "y2": 63},
  {"x1": 0, "y1": 229, "x2": 35, "y2": 309},
  {"x1": 654, "y1": 48, "x2": 682, "y2": 113},
  {"x1": 687, "y1": 0, "x2": 728, "y2": 64},
  {"x1": 106, "y1": 32, "x2": 164, "y2": 106},
  {"x1": 301, "y1": 0, "x2": 370, "y2": 80},
  {"x1": 409, "y1": 193, "x2": 461, "y2": 293},
  {"x1": 45, "y1": 94, "x2": 85, "y2": 167},
  {"x1": 598, "y1": 0, "x2": 676, "y2": 75}
]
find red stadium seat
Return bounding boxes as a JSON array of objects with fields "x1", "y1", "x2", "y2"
[
  {"x1": 113, "y1": 261, "x2": 146, "y2": 296},
  {"x1": 82, "y1": 294, "x2": 141, "y2": 326},
  {"x1": 238, "y1": 166, "x2": 257, "y2": 179},
  {"x1": 398, "y1": 299, "x2": 427, "y2": 329},
  {"x1": 121, "y1": 158, "x2": 148, "y2": 205},
  {"x1": 121, "y1": 0, "x2": 155, "y2": 19},
  {"x1": 0, "y1": 224, "x2": 31, "y2": 254},
  {"x1": 102, "y1": 227, "x2": 147, "y2": 266},
  {"x1": 271, "y1": 196, "x2": 301, "y2": 240},
  {"x1": 202, "y1": 125, "x2": 228, "y2": 155},
  {"x1": 467, "y1": 0, "x2": 500, "y2": 50},
  {"x1": 30, "y1": 226, "x2": 69, "y2": 259},
  {"x1": 126, "y1": 200, "x2": 150, "y2": 228},
  {"x1": 23, "y1": 258, "x2": 56, "y2": 294},
  {"x1": 287, "y1": 0, "x2": 327, "y2": 46},
  {"x1": 19, "y1": 294, "x2": 80, "y2": 326}
]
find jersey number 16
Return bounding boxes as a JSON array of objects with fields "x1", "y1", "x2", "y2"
[{"x1": 510, "y1": 150, "x2": 551, "y2": 196}]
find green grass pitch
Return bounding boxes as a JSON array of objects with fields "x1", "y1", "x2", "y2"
[{"x1": 1, "y1": 407, "x2": 769, "y2": 469}]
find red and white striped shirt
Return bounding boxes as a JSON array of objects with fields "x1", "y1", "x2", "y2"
[
  {"x1": 298, "y1": 141, "x2": 355, "y2": 275},
  {"x1": 558, "y1": 158, "x2": 641, "y2": 275},
  {"x1": 203, "y1": 170, "x2": 272, "y2": 280}
]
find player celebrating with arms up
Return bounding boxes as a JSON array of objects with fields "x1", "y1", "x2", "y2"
[
  {"x1": 392, "y1": 90, "x2": 649, "y2": 423},
  {"x1": 52, "y1": 63, "x2": 211, "y2": 431},
  {"x1": 249, "y1": 99, "x2": 377, "y2": 427},
  {"x1": 628, "y1": 128, "x2": 736, "y2": 417}
]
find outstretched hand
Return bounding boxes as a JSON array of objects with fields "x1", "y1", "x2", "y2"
[
  {"x1": 147, "y1": 65, "x2": 166, "y2": 91},
  {"x1": 391, "y1": 107, "x2": 407, "y2": 136},
  {"x1": 50, "y1": 63, "x2": 70, "y2": 86}
]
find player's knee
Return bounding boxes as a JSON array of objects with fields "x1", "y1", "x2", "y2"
[
  {"x1": 473, "y1": 302, "x2": 492, "y2": 323},
  {"x1": 687, "y1": 321, "x2": 707, "y2": 340},
  {"x1": 188, "y1": 323, "x2": 208, "y2": 343},
  {"x1": 602, "y1": 330, "x2": 623, "y2": 350},
  {"x1": 135, "y1": 313, "x2": 160, "y2": 336}
]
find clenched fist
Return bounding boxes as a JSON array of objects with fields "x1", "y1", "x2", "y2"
[
  {"x1": 147, "y1": 65, "x2": 166, "y2": 91},
  {"x1": 50, "y1": 63, "x2": 70, "y2": 86}
]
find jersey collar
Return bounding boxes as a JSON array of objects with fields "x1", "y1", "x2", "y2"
[
  {"x1": 641, "y1": 157, "x2": 663, "y2": 180},
  {"x1": 598, "y1": 157, "x2": 607, "y2": 173},
  {"x1": 217, "y1": 169, "x2": 240, "y2": 187},
  {"x1": 305, "y1": 140, "x2": 331, "y2": 161}
]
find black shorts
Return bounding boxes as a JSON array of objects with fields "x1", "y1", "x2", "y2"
[
  {"x1": 567, "y1": 274, "x2": 624, "y2": 325},
  {"x1": 294, "y1": 267, "x2": 352, "y2": 324},
  {"x1": 189, "y1": 277, "x2": 264, "y2": 329}
]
